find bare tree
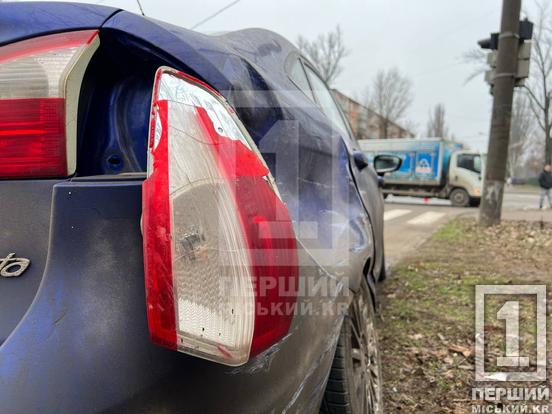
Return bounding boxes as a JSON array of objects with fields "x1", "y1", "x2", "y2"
[
  {"x1": 524, "y1": 137, "x2": 546, "y2": 176},
  {"x1": 426, "y1": 103, "x2": 449, "y2": 138},
  {"x1": 403, "y1": 119, "x2": 419, "y2": 137},
  {"x1": 462, "y1": 48, "x2": 489, "y2": 83},
  {"x1": 524, "y1": 1, "x2": 552, "y2": 164},
  {"x1": 297, "y1": 26, "x2": 349, "y2": 86},
  {"x1": 508, "y1": 93, "x2": 536, "y2": 177},
  {"x1": 368, "y1": 68, "x2": 414, "y2": 139}
]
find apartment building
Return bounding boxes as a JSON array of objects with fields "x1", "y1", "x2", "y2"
[{"x1": 333, "y1": 89, "x2": 414, "y2": 140}]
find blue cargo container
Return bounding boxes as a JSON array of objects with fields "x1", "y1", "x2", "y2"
[{"x1": 359, "y1": 138, "x2": 483, "y2": 207}]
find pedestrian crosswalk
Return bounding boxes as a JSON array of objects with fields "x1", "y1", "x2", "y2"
[
  {"x1": 384, "y1": 208, "x2": 447, "y2": 225},
  {"x1": 383, "y1": 209, "x2": 411, "y2": 221},
  {"x1": 406, "y1": 211, "x2": 446, "y2": 225}
]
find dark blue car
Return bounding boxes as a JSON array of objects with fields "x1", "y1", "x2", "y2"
[{"x1": 0, "y1": 3, "x2": 400, "y2": 413}]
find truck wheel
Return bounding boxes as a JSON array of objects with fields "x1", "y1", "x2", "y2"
[
  {"x1": 449, "y1": 188, "x2": 470, "y2": 207},
  {"x1": 321, "y1": 279, "x2": 383, "y2": 414}
]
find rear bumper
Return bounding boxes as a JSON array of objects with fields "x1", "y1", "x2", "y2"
[{"x1": 0, "y1": 178, "x2": 343, "y2": 413}]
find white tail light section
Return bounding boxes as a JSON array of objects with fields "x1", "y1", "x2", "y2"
[
  {"x1": 143, "y1": 67, "x2": 298, "y2": 366},
  {"x1": 0, "y1": 30, "x2": 99, "y2": 178}
]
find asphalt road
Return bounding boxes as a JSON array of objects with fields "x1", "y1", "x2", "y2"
[{"x1": 383, "y1": 188, "x2": 549, "y2": 265}]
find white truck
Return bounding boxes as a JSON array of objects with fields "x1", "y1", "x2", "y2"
[{"x1": 360, "y1": 138, "x2": 484, "y2": 207}]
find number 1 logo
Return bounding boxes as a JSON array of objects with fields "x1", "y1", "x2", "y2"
[{"x1": 475, "y1": 285, "x2": 546, "y2": 382}]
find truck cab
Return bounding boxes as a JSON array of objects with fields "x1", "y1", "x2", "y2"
[{"x1": 448, "y1": 151, "x2": 484, "y2": 207}]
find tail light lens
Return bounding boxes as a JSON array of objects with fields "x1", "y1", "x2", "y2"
[
  {"x1": 0, "y1": 30, "x2": 99, "y2": 178},
  {"x1": 143, "y1": 67, "x2": 298, "y2": 366}
]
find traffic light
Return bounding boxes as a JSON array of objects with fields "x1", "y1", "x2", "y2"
[
  {"x1": 519, "y1": 18, "x2": 534, "y2": 41},
  {"x1": 478, "y1": 33, "x2": 499, "y2": 50},
  {"x1": 478, "y1": 19, "x2": 534, "y2": 90}
]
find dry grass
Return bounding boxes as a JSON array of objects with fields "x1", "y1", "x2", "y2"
[{"x1": 378, "y1": 218, "x2": 552, "y2": 413}]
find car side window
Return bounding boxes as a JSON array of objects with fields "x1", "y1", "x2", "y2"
[
  {"x1": 457, "y1": 154, "x2": 481, "y2": 173},
  {"x1": 303, "y1": 65, "x2": 349, "y2": 136},
  {"x1": 289, "y1": 59, "x2": 315, "y2": 101}
]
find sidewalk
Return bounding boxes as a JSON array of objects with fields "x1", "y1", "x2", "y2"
[
  {"x1": 505, "y1": 184, "x2": 540, "y2": 194},
  {"x1": 502, "y1": 209, "x2": 552, "y2": 222},
  {"x1": 461, "y1": 208, "x2": 552, "y2": 223}
]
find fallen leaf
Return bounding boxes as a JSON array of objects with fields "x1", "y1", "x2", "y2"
[
  {"x1": 448, "y1": 344, "x2": 472, "y2": 358},
  {"x1": 430, "y1": 349, "x2": 448, "y2": 359}
]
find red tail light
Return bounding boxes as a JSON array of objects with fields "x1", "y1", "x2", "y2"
[
  {"x1": 0, "y1": 30, "x2": 99, "y2": 178},
  {"x1": 143, "y1": 67, "x2": 298, "y2": 366}
]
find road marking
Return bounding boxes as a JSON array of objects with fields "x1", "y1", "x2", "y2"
[
  {"x1": 407, "y1": 211, "x2": 446, "y2": 225},
  {"x1": 384, "y1": 209, "x2": 411, "y2": 221}
]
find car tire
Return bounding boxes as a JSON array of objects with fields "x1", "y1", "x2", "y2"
[
  {"x1": 320, "y1": 279, "x2": 383, "y2": 414},
  {"x1": 449, "y1": 188, "x2": 470, "y2": 207},
  {"x1": 377, "y1": 255, "x2": 387, "y2": 282}
]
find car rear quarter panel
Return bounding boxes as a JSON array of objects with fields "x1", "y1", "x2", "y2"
[{"x1": 101, "y1": 11, "x2": 378, "y2": 291}]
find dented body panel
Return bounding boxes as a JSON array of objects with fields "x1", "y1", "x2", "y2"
[{"x1": 0, "y1": 3, "x2": 385, "y2": 413}]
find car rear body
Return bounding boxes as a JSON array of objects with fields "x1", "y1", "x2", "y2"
[{"x1": 0, "y1": 3, "x2": 384, "y2": 412}]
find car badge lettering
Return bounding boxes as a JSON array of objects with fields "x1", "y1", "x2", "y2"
[{"x1": 0, "y1": 253, "x2": 30, "y2": 278}]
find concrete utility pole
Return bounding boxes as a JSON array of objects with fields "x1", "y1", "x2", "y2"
[{"x1": 479, "y1": 0, "x2": 522, "y2": 227}]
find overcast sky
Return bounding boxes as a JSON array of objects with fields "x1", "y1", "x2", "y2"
[{"x1": 47, "y1": 0, "x2": 540, "y2": 151}]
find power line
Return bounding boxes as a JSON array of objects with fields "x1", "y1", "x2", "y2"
[
  {"x1": 136, "y1": 0, "x2": 145, "y2": 16},
  {"x1": 191, "y1": 0, "x2": 242, "y2": 30}
]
